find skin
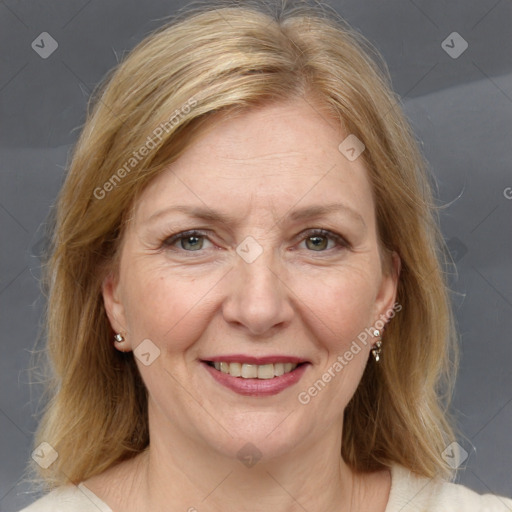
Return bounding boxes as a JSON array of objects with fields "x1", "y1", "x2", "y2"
[{"x1": 86, "y1": 97, "x2": 401, "y2": 511}]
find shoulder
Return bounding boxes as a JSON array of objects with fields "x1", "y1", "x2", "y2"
[
  {"x1": 386, "y1": 463, "x2": 512, "y2": 512},
  {"x1": 18, "y1": 483, "x2": 113, "y2": 512}
]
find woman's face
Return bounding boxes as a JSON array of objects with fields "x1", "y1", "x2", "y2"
[{"x1": 103, "y1": 98, "x2": 399, "y2": 462}]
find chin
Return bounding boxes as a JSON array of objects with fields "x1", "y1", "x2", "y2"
[{"x1": 206, "y1": 411, "x2": 312, "y2": 464}]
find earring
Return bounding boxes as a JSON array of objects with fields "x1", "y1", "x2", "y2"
[
  {"x1": 371, "y1": 329, "x2": 382, "y2": 362},
  {"x1": 113, "y1": 332, "x2": 131, "y2": 353}
]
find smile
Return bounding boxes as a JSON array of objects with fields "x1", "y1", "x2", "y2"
[
  {"x1": 201, "y1": 358, "x2": 309, "y2": 396},
  {"x1": 207, "y1": 361, "x2": 300, "y2": 379}
]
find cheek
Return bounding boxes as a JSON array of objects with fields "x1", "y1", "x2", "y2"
[
  {"x1": 120, "y1": 263, "x2": 222, "y2": 351},
  {"x1": 292, "y1": 267, "x2": 378, "y2": 412},
  {"x1": 292, "y1": 263, "x2": 378, "y2": 349}
]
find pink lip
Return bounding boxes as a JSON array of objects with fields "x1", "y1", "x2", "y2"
[
  {"x1": 204, "y1": 355, "x2": 308, "y2": 365},
  {"x1": 201, "y1": 361, "x2": 310, "y2": 396}
]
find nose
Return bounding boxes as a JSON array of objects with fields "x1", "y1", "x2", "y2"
[{"x1": 221, "y1": 245, "x2": 294, "y2": 337}]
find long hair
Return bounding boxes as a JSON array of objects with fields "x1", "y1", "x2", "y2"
[{"x1": 27, "y1": 0, "x2": 460, "y2": 490}]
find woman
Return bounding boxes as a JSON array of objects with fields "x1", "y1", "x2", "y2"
[{"x1": 20, "y1": 1, "x2": 512, "y2": 511}]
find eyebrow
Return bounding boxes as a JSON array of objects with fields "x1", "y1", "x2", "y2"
[{"x1": 146, "y1": 203, "x2": 366, "y2": 229}]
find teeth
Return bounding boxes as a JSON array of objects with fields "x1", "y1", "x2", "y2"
[
  {"x1": 210, "y1": 361, "x2": 300, "y2": 379},
  {"x1": 274, "y1": 363, "x2": 284, "y2": 376},
  {"x1": 229, "y1": 362, "x2": 241, "y2": 377},
  {"x1": 257, "y1": 364, "x2": 274, "y2": 379},
  {"x1": 241, "y1": 364, "x2": 258, "y2": 378}
]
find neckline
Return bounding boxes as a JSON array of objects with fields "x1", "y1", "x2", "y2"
[
  {"x1": 76, "y1": 482, "x2": 114, "y2": 511},
  {"x1": 384, "y1": 463, "x2": 403, "y2": 512},
  {"x1": 384, "y1": 463, "x2": 434, "y2": 511},
  {"x1": 75, "y1": 462, "x2": 411, "y2": 511}
]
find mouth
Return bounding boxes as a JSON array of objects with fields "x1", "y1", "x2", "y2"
[
  {"x1": 204, "y1": 361, "x2": 307, "y2": 379},
  {"x1": 200, "y1": 358, "x2": 310, "y2": 396}
]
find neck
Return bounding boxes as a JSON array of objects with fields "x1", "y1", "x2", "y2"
[{"x1": 132, "y1": 406, "x2": 365, "y2": 512}]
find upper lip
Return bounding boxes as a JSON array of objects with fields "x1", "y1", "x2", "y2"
[{"x1": 202, "y1": 355, "x2": 309, "y2": 365}]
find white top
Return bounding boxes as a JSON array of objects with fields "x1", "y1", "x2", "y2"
[{"x1": 18, "y1": 463, "x2": 512, "y2": 511}]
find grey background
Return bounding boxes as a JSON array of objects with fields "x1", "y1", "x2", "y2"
[{"x1": 1, "y1": 0, "x2": 511, "y2": 510}]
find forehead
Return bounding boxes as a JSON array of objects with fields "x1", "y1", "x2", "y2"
[{"x1": 133, "y1": 98, "x2": 375, "y2": 226}]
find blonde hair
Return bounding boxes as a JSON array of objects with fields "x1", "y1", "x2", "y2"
[{"x1": 28, "y1": 0, "x2": 461, "y2": 491}]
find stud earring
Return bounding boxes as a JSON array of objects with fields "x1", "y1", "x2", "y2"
[
  {"x1": 114, "y1": 333, "x2": 124, "y2": 343},
  {"x1": 371, "y1": 329, "x2": 382, "y2": 363}
]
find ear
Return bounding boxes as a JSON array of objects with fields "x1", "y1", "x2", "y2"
[
  {"x1": 102, "y1": 271, "x2": 130, "y2": 350},
  {"x1": 373, "y1": 251, "x2": 401, "y2": 326}
]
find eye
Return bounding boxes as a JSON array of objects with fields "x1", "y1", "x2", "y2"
[
  {"x1": 298, "y1": 229, "x2": 350, "y2": 252},
  {"x1": 161, "y1": 228, "x2": 350, "y2": 254},
  {"x1": 162, "y1": 230, "x2": 213, "y2": 252}
]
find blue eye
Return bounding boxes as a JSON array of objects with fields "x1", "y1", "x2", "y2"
[
  {"x1": 162, "y1": 228, "x2": 350, "y2": 254},
  {"x1": 163, "y1": 230, "x2": 211, "y2": 251},
  {"x1": 300, "y1": 229, "x2": 350, "y2": 252}
]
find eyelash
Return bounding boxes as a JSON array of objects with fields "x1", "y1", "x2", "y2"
[{"x1": 161, "y1": 228, "x2": 350, "y2": 255}]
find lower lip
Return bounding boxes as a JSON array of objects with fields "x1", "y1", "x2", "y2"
[{"x1": 201, "y1": 361, "x2": 309, "y2": 396}]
